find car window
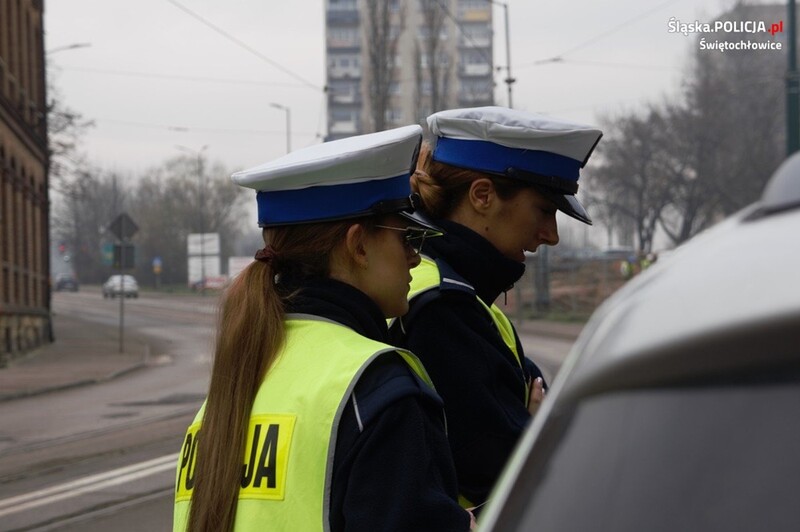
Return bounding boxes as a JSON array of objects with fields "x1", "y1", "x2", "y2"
[{"x1": 497, "y1": 373, "x2": 800, "y2": 532}]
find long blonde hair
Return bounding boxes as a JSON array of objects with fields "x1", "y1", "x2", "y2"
[{"x1": 187, "y1": 219, "x2": 368, "y2": 531}]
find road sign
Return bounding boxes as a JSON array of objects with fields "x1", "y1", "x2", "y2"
[
  {"x1": 108, "y1": 212, "x2": 139, "y2": 241},
  {"x1": 113, "y1": 244, "x2": 135, "y2": 269},
  {"x1": 102, "y1": 243, "x2": 114, "y2": 265},
  {"x1": 187, "y1": 233, "x2": 220, "y2": 256}
]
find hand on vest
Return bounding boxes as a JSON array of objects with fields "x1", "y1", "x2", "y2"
[{"x1": 527, "y1": 377, "x2": 545, "y2": 417}]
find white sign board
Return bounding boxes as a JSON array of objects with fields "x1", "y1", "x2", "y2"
[
  {"x1": 187, "y1": 233, "x2": 221, "y2": 256},
  {"x1": 188, "y1": 255, "x2": 221, "y2": 285},
  {"x1": 228, "y1": 256, "x2": 254, "y2": 279}
]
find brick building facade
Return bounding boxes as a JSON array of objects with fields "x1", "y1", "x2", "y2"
[{"x1": 0, "y1": 0, "x2": 50, "y2": 364}]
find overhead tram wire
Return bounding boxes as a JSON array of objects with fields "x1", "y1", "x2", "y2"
[
  {"x1": 96, "y1": 117, "x2": 319, "y2": 137},
  {"x1": 518, "y1": 0, "x2": 683, "y2": 69},
  {"x1": 537, "y1": 59, "x2": 674, "y2": 72},
  {"x1": 164, "y1": 0, "x2": 324, "y2": 92},
  {"x1": 55, "y1": 66, "x2": 313, "y2": 89}
]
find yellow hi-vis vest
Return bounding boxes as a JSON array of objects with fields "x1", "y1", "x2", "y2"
[
  {"x1": 397, "y1": 257, "x2": 528, "y2": 509},
  {"x1": 173, "y1": 315, "x2": 434, "y2": 532}
]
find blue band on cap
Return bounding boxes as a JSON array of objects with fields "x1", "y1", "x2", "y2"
[
  {"x1": 256, "y1": 173, "x2": 412, "y2": 226},
  {"x1": 432, "y1": 137, "x2": 581, "y2": 182}
]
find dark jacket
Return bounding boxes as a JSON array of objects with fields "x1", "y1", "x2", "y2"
[
  {"x1": 284, "y1": 277, "x2": 469, "y2": 532},
  {"x1": 391, "y1": 219, "x2": 546, "y2": 509}
]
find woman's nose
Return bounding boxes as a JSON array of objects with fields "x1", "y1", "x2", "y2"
[{"x1": 539, "y1": 216, "x2": 559, "y2": 246}]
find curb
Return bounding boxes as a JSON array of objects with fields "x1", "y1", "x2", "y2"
[{"x1": 0, "y1": 361, "x2": 149, "y2": 403}]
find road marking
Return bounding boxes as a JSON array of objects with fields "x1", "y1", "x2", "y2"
[{"x1": 0, "y1": 453, "x2": 179, "y2": 518}]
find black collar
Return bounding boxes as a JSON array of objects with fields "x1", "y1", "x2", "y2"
[
  {"x1": 424, "y1": 219, "x2": 526, "y2": 305},
  {"x1": 283, "y1": 277, "x2": 389, "y2": 343}
]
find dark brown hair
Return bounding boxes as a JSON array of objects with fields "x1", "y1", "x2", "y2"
[{"x1": 411, "y1": 142, "x2": 529, "y2": 219}]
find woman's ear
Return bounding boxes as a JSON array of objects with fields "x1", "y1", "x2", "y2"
[
  {"x1": 468, "y1": 178, "x2": 496, "y2": 214},
  {"x1": 344, "y1": 223, "x2": 369, "y2": 269}
]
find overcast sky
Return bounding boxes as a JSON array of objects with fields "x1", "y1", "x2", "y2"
[{"x1": 44, "y1": 0, "x2": 777, "y2": 177}]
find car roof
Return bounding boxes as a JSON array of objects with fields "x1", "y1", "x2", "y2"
[{"x1": 557, "y1": 154, "x2": 800, "y2": 402}]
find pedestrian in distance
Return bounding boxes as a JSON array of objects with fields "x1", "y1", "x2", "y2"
[
  {"x1": 173, "y1": 125, "x2": 473, "y2": 532},
  {"x1": 391, "y1": 106, "x2": 602, "y2": 512}
]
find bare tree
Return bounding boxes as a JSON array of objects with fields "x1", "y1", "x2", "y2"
[
  {"x1": 415, "y1": 0, "x2": 452, "y2": 116},
  {"x1": 591, "y1": 107, "x2": 674, "y2": 253},
  {"x1": 590, "y1": 2, "x2": 787, "y2": 249},
  {"x1": 128, "y1": 154, "x2": 248, "y2": 286},
  {"x1": 365, "y1": 0, "x2": 405, "y2": 131},
  {"x1": 51, "y1": 169, "x2": 127, "y2": 283},
  {"x1": 46, "y1": 84, "x2": 93, "y2": 188}
]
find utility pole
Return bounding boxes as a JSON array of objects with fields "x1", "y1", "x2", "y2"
[
  {"x1": 270, "y1": 103, "x2": 292, "y2": 153},
  {"x1": 788, "y1": 0, "x2": 799, "y2": 155},
  {"x1": 487, "y1": 1, "x2": 515, "y2": 108},
  {"x1": 176, "y1": 145, "x2": 209, "y2": 294}
]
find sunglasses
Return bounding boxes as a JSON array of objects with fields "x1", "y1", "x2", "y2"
[{"x1": 374, "y1": 225, "x2": 442, "y2": 256}]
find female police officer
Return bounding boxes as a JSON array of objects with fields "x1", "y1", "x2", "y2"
[
  {"x1": 173, "y1": 125, "x2": 472, "y2": 532},
  {"x1": 392, "y1": 107, "x2": 602, "y2": 511}
]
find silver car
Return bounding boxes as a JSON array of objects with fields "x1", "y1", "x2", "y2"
[
  {"x1": 102, "y1": 274, "x2": 139, "y2": 299},
  {"x1": 478, "y1": 155, "x2": 800, "y2": 531}
]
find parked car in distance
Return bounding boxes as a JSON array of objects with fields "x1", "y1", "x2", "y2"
[
  {"x1": 54, "y1": 273, "x2": 79, "y2": 292},
  {"x1": 102, "y1": 274, "x2": 139, "y2": 298},
  {"x1": 477, "y1": 155, "x2": 800, "y2": 531}
]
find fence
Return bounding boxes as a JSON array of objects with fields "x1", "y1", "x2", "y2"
[{"x1": 503, "y1": 256, "x2": 632, "y2": 323}]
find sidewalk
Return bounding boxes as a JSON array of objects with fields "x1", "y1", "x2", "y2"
[
  {"x1": 0, "y1": 311, "x2": 153, "y2": 402},
  {"x1": 0, "y1": 311, "x2": 583, "y2": 403},
  {"x1": 516, "y1": 319, "x2": 585, "y2": 341}
]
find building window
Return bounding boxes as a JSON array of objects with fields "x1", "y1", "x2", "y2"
[
  {"x1": 328, "y1": 53, "x2": 362, "y2": 78},
  {"x1": 332, "y1": 108, "x2": 359, "y2": 122},
  {"x1": 328, "y1": 27, "x2": 360, "y2": 47},
  {"x1": 420, "y1": 80, "x2": 432, "y2": 95},
  {"x1": 328, "y1": 0, "x2": 357, "y2": 10},
  {"x1": 417, "y1": 25, "x2": 449, "y2": 41},
  {"x1": 385, "y1": 108, "x2": 404, "y2": 123}
]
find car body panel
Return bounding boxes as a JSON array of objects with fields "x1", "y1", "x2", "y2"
[
  {"x1": 102, "y1": 274, "x2": 139, "y2": 298},
  {"x1": 54, "y1": 273, "x2": 79, "y2": 292},
  {"x1": 477, "y1": 154, "x2": 800, "y2": 531}
]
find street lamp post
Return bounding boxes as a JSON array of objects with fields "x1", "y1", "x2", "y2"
[
  {"x1": 176, "y1": 144, "x2": 209, "y2": 294},
  {"x1": 788, "y1": 0, "x2": 799, "y2": 155},
  {"x1": 270, "y1": 103, "x2": 292, "y2": 153},
  {"x1": 487, "y1": 1, "x2": 515, "y2": 108}
]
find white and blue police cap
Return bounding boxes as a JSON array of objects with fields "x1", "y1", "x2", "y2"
[
  {"x1": 427, "y1": 106, "x2": 603, "y2": 225},
  {"x1": 232, "y1": 125, "x2": 437, "y2": 231}
]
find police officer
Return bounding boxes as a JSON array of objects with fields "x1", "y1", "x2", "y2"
[
  {"x1": 392, "y1": 106, "x2": 602, "y2": 511},
  {"x1": 173, "y1": 125, "x2": 471, "y2": 532}
]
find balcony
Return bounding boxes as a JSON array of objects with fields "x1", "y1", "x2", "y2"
[
  {"x1": 330, "y1": 90, "x2": 362, "y2": 104},
  {"x1": 328, "y1": 66, "x2": 361, "y2": 79},
  {"x1": 326, "y1": 9, "x2": 359, "y2": 25},
  {"x1": 460, "y1": 63, "x2": 492, "y2": 77},
  {"x1": 327, "y1": 37, "x2": 361, "y2": 50},
  {"x1": 459, "y1": 92, "x2": 494, "y2": 105},
  {"x1": 459, "y1": 35, "x2": 491, "y2": 48},
  {"x1": 330, "y1": 120, "x2": 359, "y2": 135},
  {"x1": 458, "y1": 7, "x2": 491, "y2": 22}
]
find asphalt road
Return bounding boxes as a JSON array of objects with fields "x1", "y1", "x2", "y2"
[{"x1": 0, "y1": 290, "x2": 575, "y2": 531}]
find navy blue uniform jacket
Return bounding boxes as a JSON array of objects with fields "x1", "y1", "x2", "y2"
[
  {"x1": 284, "y1": 277, "x2": 469, "y2": 532},
  {"x1": 391, "y1": 219, "x2": 546, "y2": 509}
]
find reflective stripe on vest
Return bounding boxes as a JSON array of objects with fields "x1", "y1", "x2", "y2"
[
  {"x1": 173, "y1": 316, "x2": 434, "y2": 532},
  {"x1": 407, "y1": 257, "x2": 529, "y2": 404}
]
